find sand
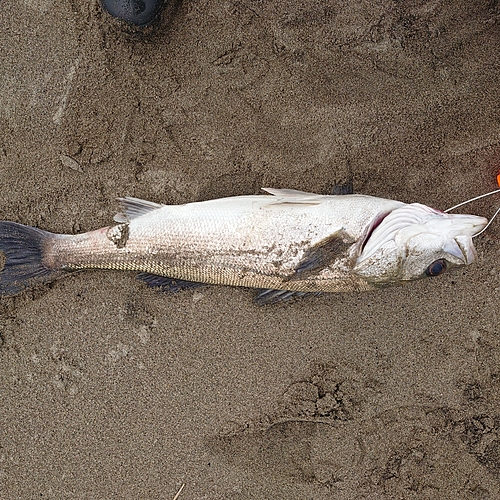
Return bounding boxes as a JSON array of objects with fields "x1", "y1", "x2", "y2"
[{"x1": 1, "y1": 1, "x2": 500, "y2": 498}]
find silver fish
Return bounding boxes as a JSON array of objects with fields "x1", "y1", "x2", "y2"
[{"x1": 0, "y1": 188, "x2": 488, "y2": 302}]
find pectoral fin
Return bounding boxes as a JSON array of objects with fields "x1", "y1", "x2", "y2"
[{"x1": 292, "y1": 230, "x2": 354, "y2": 277}]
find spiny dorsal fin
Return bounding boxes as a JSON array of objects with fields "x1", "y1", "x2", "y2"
[
  {"x1": 331, "y1": 180, "x2": 354, "y2": 195},
  {"x1": 114, "y1": 197, "x2": 165, "y2": 223},
  {"x1": 262, "y1": 188, "x2": 317, "y2": 197},
  {"x1": 261, "y1": 188, "x2": 323, "y2": 205}
]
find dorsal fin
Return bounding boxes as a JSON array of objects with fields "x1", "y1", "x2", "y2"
[
  {"x1": 262, "y1": 188, "x2": 318, "y2": 197},
  {"x1": 114, "y1": 197, "x2": 165, "y2": 222},
  {"x1": 261, "y1": 188, "x2": 323, "y2": 205},
  {"x1": 331, "y1": 179, "x2": 354, "y2": 195}
]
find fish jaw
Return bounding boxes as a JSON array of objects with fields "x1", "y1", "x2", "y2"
[{"x1": 353, "y1": 203, "x2": 488, "y2": 285}]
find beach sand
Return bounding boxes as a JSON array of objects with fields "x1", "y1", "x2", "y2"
[{"x1": 1, "y1": 1, "x2": 500, "y2": 498}]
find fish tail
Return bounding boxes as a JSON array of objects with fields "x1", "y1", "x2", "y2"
[{"x1": 0, "y1": 221, "x2": 61, "y2": 296}]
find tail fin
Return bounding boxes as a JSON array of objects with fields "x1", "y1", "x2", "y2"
[{"x1": 0, "y1": 222, "x2": 60, "y2": 296}]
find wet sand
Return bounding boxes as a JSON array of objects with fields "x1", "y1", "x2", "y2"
[{"x1": 1, "y1": 1, "x2": 500, "y2": 498}]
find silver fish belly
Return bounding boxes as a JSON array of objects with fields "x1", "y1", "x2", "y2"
[{"x1": 0, "y1": 188, "x2": 488, "y2": 297}]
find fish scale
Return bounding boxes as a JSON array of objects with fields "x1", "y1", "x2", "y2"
[{"x1": 45, "y1": 193, "x2": 397, "y2": 291}]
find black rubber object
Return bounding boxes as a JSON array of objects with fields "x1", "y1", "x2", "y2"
[{"x1": 101, "y1": 0, "x2": 165, "y2": 26}]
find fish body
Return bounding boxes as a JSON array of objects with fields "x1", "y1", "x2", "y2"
[{"x1": 0, "y1": 188, "x2": 488, "y2": 298}]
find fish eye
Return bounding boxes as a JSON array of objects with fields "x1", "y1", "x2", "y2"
[{"x1": 425, "y1": 259, "x2": 447, "y2": 277}]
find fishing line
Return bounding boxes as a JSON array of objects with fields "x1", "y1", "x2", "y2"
[
  {"x1": 444, "y1": 187, "x2": 500, "y2": 238},
  {"x1": 444, "y1": 188, "x2": 500, "y2": 212}
]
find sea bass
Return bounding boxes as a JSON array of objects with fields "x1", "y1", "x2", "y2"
[{"x1": 0, "y1": 188, "x2": 488, "y2": 302}]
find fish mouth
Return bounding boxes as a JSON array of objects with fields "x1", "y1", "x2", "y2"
[
  {"x1": 451, "y1": 215, "x2": 488, "y2": 264},
  {"x1": 458, "y1": 215, "x2": 488, "y2": 237}
]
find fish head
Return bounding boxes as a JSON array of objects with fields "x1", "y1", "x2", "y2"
[{"x1": 353, "y1": 203, "x2": 487, "y2": 286}]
